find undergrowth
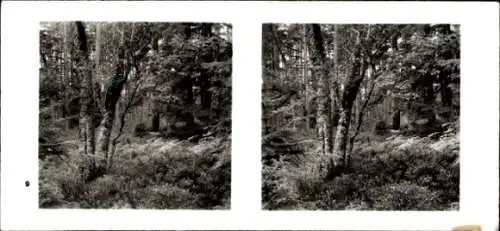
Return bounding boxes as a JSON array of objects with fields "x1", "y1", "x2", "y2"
[
  {"x1": 39, "y1": 135, "x2": 231, "y2": 209},
  {"x1": 262, "y1": 127, "x2": 459, "y2": 210}
]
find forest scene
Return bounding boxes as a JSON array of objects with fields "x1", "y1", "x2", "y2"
[
  {"x1": 39, "y1": 22, "x2": 232, "y2": 209},
  {"x1": 262, "y1": 24, "x2": 460, "y2": 210}
]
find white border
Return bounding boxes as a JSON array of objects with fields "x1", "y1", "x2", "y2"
[{"x1": 1, "y1": 1, "x2": 499, "y2": 230}]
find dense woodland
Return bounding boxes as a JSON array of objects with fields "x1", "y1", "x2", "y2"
[
  {"x1": 39, "y1": 22, "x2": 232, "y2": 209},
  {"x1": 262, "y1": 24, "x2": 460, "y2": 210}
]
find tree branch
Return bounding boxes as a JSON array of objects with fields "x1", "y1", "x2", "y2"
[
  {"x1": 107, "y1": 76, "x2": 144, "y2": 168},
  {"x1": 347, "y1": 72, "x2": 377, "y2": 157}
]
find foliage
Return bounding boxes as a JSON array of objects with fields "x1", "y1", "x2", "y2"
[
  {"x1": 39, "y1": 137, "x2": 231, "y2": 209},
  {"x1": 263, "y1": 131, "x2": 459, "y2": 210}
]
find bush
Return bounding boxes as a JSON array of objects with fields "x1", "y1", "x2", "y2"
[
  {"x1": 39, "y1": 177, "x2": 65, "y2": 207},
  {"x1": 138, "y1": 184, "x2": 198, "y2": 209},
  {"x1": 40, "y1": 154, "x2": 101, "y2": 208},
  {"x1": 262, "y1": 160, "x2": 301, "y2": 210},
  {"x1": 262, "y1": 129, "x2": 459, "y2": 210},
  {"x1": 262, "y1": 128, "x2": 307, "y2": 165},
  {"x1": 367, "y1": 181, "x2": 441, "y2": 210},
  {"x1": 113, "y1": 137, "x2": 230, "y2": 209},
  {"x1": 80, "y1": 175, "x2": 126, "y2": 208},
  {"x1": 39, "y1": 118, "x2": 66, "y2": 160},
  {"x1": 39, "y1": 136, "x2": 231, "y2": 209}
]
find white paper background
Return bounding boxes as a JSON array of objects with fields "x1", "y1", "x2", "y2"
[{"x1": 1, "y1": 1, "x2": 499, "y2": 230}]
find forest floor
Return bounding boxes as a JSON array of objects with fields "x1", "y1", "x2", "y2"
[
  {"x1": 39, "y1": 132, "x2": 231, "y2": 209},
  {"x1": 262, "y1": 123, "x2": 460, "y2": 210}
]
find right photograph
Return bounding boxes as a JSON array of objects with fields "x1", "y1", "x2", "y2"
[{"x1": 262, "y1": 24, "x2": 460, "y2": 210}]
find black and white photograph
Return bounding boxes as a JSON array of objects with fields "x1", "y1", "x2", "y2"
[
  {"x1": 38, "y1": 21, "x2": 232, "y2": 209},
  {"x1": 2, "y1": 1, "x2": 499, "y2": 230},
  {"x1": 262, "y1": 24, "x2": 460, "y2": 210}
]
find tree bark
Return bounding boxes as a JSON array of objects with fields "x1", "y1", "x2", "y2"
[
  {"x1": 301, "y1": 24, "x2": 310, "y2": 131},
  {"x1": 151, "y1": 110, "x2": 160, "y2": 132},
  {"x1": 200, "y1": 23, "x2": 213, "y2": 110},
  {"x1": 61, "y1": 22, "x2": 68, "y2": 120},
  {"x1": 75, "y1": 21, "x2": 96, "y2": 160},
  {"x1": 347, "y1": 67, "x2": 376, "y2": 160},
  {"x1": 271, "y1": 25, "x2": 280, "y2": 73},
  {"x1": 95, "y1": 23, "x2": 101, "y2": 71},
  {"x1": 40, "y1": 49, "x2": 48, "y2": 68},
  {"x1": 96, "y1": 30, "x2": 130, "y2": 168},
  {"x1": 150, "y1": 35, "x2": 162, "y2": 132},
  {"x1": 331, "y1": 24, "x2": 341, "y2": 140},
  {"x1": 329, "y1": 32, "x2": 365, "y2": 178},
  {"x1": 109, "y1": 78, "x2": 142, "y2": 170},
  {"x1": 439, "y1": 70, "x2": 452, "y2": 121},
  {"x1": 183, "y1": 25, "x2": 194, "y2": 106},
  {"x1": 390, "y1": 31, "x2": 401, "y2": 130},
  {"x1": 310, "y1": 24, "x2": 333, "y2": 155},
  {"x1": 392, "y1": 109, "x2": 401, "y2": 130},
  {"x1": 305, "y1": 27, "x2": 317, "y2": 130}
]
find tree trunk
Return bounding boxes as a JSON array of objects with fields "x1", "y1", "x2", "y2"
[
  {"x1": 200, "y1": 77, "x2": 211, "y2": 109},
  {"x1": 391, "y1": 91, "x2": 400, "y2": 130},
  {"x1": 310, "y1": 24, "x2": 333, "y2": 155},
  {"x1": 109, "y1": 78, "x2": 142, "y2": 170},
  {"x1": 61, "y1": 23, "x2": 68, "y2": 120},
  {"x1": 96, "y1": 30, "x2": 130, "y2": 169},
  {"x1": 200, "y1": 23, "x2": 213, "y2": 110},
  {"x1": 272, "y1": 26, "x2": 280, "y2": 73},
  {"x1": 331, "y1": 25, "x2": 341, "y2": 140},
  {"x1": 392, "y1": 109, "x2": 400, "y2": 130},
  {"x1": 390, "y1": 32, "x2": 401, "y2": 130},
  {"x1": 306, "y1": 37, "x2": 317, "y2": 130},
  {"x1": 151, "y1": 110, "x2": 160, "y2": 132},
  {"x1": 95, "y1": 23, "x2": 101, "y2": 72},
  {"x1": 347, "y1": 70, "x2": 376, "y2": 160},
  {"x1": 95, "y1": 22, "x2": 102, "y2": 103},
  {"x1": 439, "y1": 70, "x2": 452, "y2": 121},
  {"x1": 75, "y1": 21, "x2": 96, "y2": 161},
  {"x1": 64, "y1": 23, "x2": 75, "y2": 129},
  {"x1": 150, "y1": 35, "x2": 161, "y2": 132},
  {"x1": 424, "y1": 74, "x2": 437, "y2": 123},
  {"x1": 301, "y1": 24, "x2": 311, "y2": 131},
  {"x1": 183, "y1": 25, "x2": 195, "y2": 106},
  {"x1": 329, "y1": 33, "x2": 365, "y2": 178}
]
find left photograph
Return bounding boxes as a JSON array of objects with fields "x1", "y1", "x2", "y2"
[{"x1": 39, "y1": 21, "x2": 232, "y2": 209}]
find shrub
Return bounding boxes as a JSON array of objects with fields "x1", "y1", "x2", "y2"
[
  {"x1": 40, "y1": 136, "x2": 231, "y2": 209},
  {"x1": 80, "y1": 175, "x2": 126, "y2": 208},
  {"x1": 139, "y1": 184, "x2": 198, "y2": 209},
  {"x1": 262, "y1": 160, "x2": 301, "y2": 210},
  {"x1": 40, "y1": 154, "x2": 91, "y2": 203},
  {"x1": 39, "y1": 177, "x2": 65, "y2": 207},
  {"x1": 109, "y1": 137, "x2": 231, "y2": 209},
  {"x1": 194, "y1": 148, "x2": 231, "y2": 208},
  {"x1": 39, "y1": 118, "x2": 66, "y2": 160},
  {"x1": 262, "y1": 127, "x2": 460, "y2": 210},
  {"x1": 367, "y1": 181, "x2": 441, "y2": 210},
  {"x1": 262, "y1": 128, "x2": 306, "y2": 165}
]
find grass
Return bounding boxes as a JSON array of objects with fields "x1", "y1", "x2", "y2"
[
  {"x1": 262, "y1": 128, "x2": 459, "y2": 210},
  {"x1": 39, "y1": 134, "x2": 231, "y2": 209}
]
